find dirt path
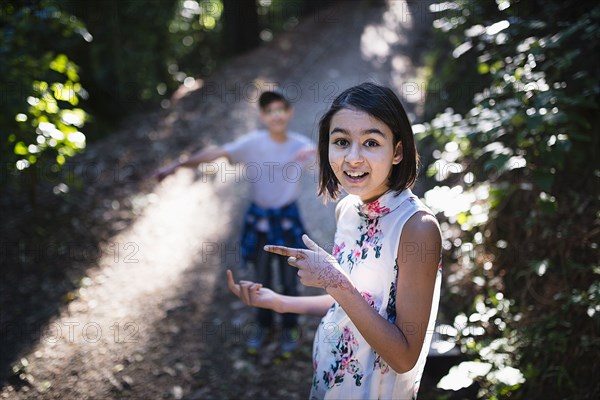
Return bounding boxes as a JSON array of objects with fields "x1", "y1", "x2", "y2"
[{"x1": 1, "y1": 1, "x2": 435, "y2": 399}]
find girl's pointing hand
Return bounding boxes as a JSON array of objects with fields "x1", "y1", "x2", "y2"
[{"x1": 264, "y1": 234, "x2": 353, "y2": 291}]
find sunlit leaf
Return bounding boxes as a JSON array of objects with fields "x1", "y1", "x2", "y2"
[
  {"x1": 49, "y1": 54, "x2": 68, "y2": 73},
  {"x1": 14, "y1": 142, "x2": 28, "y2": 155}
]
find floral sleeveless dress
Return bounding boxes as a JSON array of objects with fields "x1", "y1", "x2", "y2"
[{"x1": 310, "y1": 188, "x2": 442, "y2": 400}]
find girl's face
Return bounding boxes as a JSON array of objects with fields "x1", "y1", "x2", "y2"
[{"x1": 328, "y1": 108, "x2": 403, "y2": 203}]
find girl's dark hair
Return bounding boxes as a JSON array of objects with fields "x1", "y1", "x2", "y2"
[{"x1": 317, "y1": 82, "x2": 419, "y2": 202}]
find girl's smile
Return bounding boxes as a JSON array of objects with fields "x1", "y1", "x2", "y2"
[{"x1": 328, "y1": 108, "x2": 403, "y2": 202}]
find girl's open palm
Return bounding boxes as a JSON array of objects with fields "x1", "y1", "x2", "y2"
[{"x1": 226, "y1": 269, "x2": 278, "y2": 310}]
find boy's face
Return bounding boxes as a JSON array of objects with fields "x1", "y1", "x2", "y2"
[{"x1": 260, "y1": 100, "x2": 293, "y2": 133}]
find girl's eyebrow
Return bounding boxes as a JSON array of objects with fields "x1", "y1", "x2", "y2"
[{"x1": 330, "y1": 127, "x2": 385, "y2": 137}]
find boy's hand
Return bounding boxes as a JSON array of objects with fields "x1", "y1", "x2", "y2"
[
  {"x1": 264, "y1": 234, "x2": 353, "y2": 292},
  {"x1": 294, "y1": 147, "x2": 316, "y2": 163},
  {"x1": 150, "y1": 164, "x2": 176, "y2": 182},
  {"x1": 226, "y1": 270, "x2": 279, "y2": 311}
]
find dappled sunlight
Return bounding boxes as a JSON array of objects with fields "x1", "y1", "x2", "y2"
[
  {"x1": 360, "y1": 0, "x2": 412, "y2": 66},
  {"x1": 437, "y1": 360, "x2": 524, "y2": 392},
  {"x1": 1, "y1": 0, "x2": 594, "y2": 396},
  {"x1": 7, "y1": 167, "x2": 240, "y2": 395},
  {"x1": 359, "y1": 0, "x2": 428, "y2": 110},
  {"x1": 89, "y1": 168, "x2": 235, "y2": 304},
  {"x1": 1, "y1": 1, "x2": 446, "y2": 397}
]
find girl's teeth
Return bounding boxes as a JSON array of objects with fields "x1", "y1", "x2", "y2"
[{"x1": 346, "y1": 172, "x2": 366, "y2": 177}]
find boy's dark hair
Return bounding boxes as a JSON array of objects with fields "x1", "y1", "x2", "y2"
[
  {"x1": 259, "y1": 90, "x2": 290, "y2": 110},
  {"x1": 317, "y1": 82, "x2": 419, "y2": 202}
]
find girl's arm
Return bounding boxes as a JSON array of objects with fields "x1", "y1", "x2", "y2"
[
  {"x1": 226, "y1": 270, "x2": 334, "y2": 317},
  {"x1": 265, "y1": 211, "x2": 441, "y2": 374},
  {"x1": 326, "y1": 212, "x2": 441, "y2": 373},
  {"x1": 275, "y1": 293, "x2": 334, "y2": 316}
]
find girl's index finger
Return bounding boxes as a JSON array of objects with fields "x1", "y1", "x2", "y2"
[
  {"x1": 263, "y1": 244, "x2": 306, "y2": 258},
  {"x1": 226, "y1": 269, "x2": 241, "y2": 297}
]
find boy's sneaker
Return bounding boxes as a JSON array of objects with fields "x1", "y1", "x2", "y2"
[
  {"x1": 281, "y1": 327, "x2": 300, "y2": 356},
  {"x1": 246, "y1": 326, "x2": 267, "y2": 355}
]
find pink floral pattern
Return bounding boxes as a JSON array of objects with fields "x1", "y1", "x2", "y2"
[
  {"x1": 360, "y1": 291, "x2": 377, "y2": 309},
  {"x1": 322, "y1": 326, "x2": 364, "y2": 389},
  {"x1": 359, "y1": 199, "x2": 392, "y2": 219},
  {"x1": 333, "y1": 199, "x2": 392, "y2": 273},
  {"x1": 374, "y1": 352, "x2": 390, "y2": 374},
  {"x1": 332, "y1": 241, "x2": 346, "y2": 265},
  {"x1": 345, "y1": 217, "x2": 382, "y2": 272},
  {"x1": 332, "y1": 197, "x2": 400, "y2": 273},
  {"x1": 311, "y1": 189, "x2": 441, "y2": 399}
]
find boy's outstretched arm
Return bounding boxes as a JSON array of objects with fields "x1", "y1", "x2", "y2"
[
  {"x1": 226, "y1": 269, "x2": 333, "y2": 317},
  {"x1": 151, "y1": 146, "x2": 229, "y2": 181}
]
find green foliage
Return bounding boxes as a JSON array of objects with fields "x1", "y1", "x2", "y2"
[
  {"x1": 66, "y1": 0, "x2": 178, "y2": 117},
  {"x1": 167, "y1": 0, "x2": 225, "y2": 83},
  {"x1": 1, "y1": 0, "x2": 319, "y2": 203},
  {"x1": 1, "y1": 1, "x2": 90, "y2": 202},
  {"x1": 420, "y1": 1, "x2": 600, "y2": 398},
  {"x1": 14, "y1": 54, "x2": 89, "y2": 168}
]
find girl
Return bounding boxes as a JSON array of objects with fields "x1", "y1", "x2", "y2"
[{"x1": 227, "y1": 82, "x2": 442, "y2": 399}]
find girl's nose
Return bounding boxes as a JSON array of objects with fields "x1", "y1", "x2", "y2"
[{"x1": 345, "y1": 143, "x2": 363, "y2": 164}]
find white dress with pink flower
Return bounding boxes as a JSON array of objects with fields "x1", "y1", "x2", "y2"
[{"x1": 310, "y1": 188, "x2": 442, "y2": 400}]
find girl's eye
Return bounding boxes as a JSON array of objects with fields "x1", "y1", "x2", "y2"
[
  {"x1": 364, "y1": 139, "x2": 380, "y2": 147},
  {"x1": 332, "y1": 138, "x2": 349, "y2": 147}
]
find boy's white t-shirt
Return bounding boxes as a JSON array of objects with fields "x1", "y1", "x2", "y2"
[{"x1": 222, "y1": 130, "x2": 315, "y2": 209}]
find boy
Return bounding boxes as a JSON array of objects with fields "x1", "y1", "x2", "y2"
[{"x1": 152, "y1": 90, "x2": 315, "y2": 355}]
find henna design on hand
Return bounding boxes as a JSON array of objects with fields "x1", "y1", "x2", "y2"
[{"x1": 316, "y1": 266, "x2": 351, "y2": 290}]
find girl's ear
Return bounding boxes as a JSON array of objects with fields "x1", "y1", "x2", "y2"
[{"x1": 392, "y1": 141, "x2": 403, "y2": 165}]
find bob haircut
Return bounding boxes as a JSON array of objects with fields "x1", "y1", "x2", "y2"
[{"x1": 317, "y1": 82, "x2": 419, "y2": 202}]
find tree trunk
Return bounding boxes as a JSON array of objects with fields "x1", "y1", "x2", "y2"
[{"x1": 222, "y1": 0, "x2": 260, "y2": 56}]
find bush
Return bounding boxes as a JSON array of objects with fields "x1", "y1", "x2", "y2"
[
  {"x1": 1, "y1": 1, "x2": 90, "y2": 204},
  {"x1": 419, "y1": 1, "x2": 600, "y2": 398}
]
